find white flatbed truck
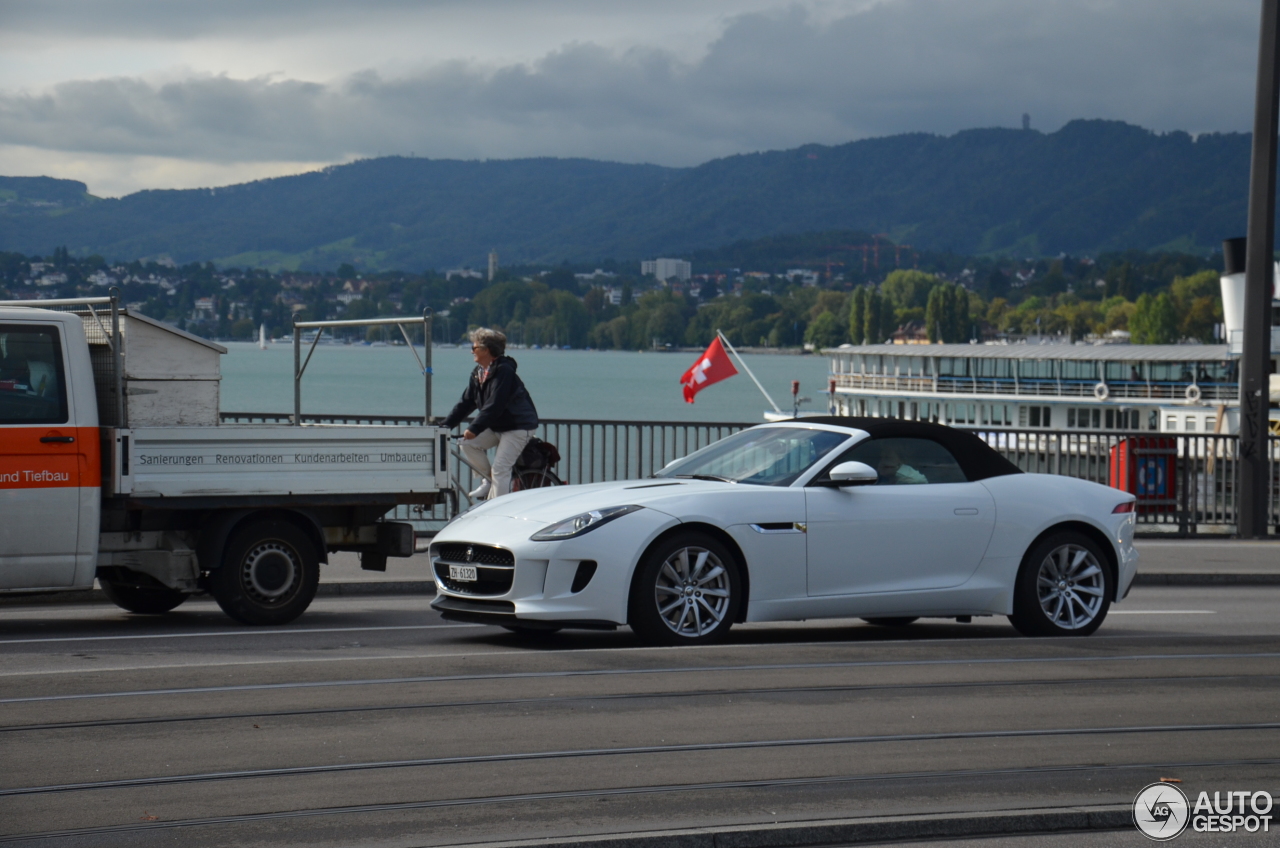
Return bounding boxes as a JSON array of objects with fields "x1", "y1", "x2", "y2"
[{"x1": 0, "y1": 295, "x2": 449, "y2": 624}]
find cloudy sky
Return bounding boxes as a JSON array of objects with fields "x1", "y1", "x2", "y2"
[{"x1": 0, "y1": 0, "x2": 1264, "y2": 197}]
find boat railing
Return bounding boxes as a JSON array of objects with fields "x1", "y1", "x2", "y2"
[
  {"x1": 221, "y1": 412, "x2": 1277, "y2": 536},
  {"x1": 832, "y1": 374, "x2": 1236, "y2": 401}
]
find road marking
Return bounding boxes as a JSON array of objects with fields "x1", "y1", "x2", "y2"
[
  {"x1": 1109, "y1": 610, "x2": 1216, "y2": 615},
  {"x1": 0, "y1": 623, "x2": 477, "y2": 646},
  {"x1": 0, "y1": 630, "x2": 1275, "y2": 678},
  {"x1": 4, "y1": 651, "x2": 1279, "y2": 703}
]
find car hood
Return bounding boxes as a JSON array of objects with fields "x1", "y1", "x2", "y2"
[{"x1": 456, "y1": 478, "x2": 733, "y2": 524}]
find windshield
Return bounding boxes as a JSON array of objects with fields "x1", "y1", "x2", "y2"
[{"x1": 655, "y1": 426, "x2": 851, "y2": 486}]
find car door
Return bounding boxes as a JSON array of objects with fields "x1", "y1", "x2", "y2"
[
  {"x1": 805, "y1": 436, "x2": 995, "y2": 596},
  {"x1": 0, "y1": 322, "x2": 81, "y2": 589}
]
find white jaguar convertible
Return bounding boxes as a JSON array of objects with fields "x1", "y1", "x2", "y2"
[{"x1": 430, "y1": 418, "x2": 1138, "y2": 644}]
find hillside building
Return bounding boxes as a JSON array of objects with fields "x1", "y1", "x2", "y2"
[{"x1": 641, "y1": 258, "x2": 692, "y2": 283}]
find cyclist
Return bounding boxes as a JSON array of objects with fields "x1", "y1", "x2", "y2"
[{"x1": 442, "y1": 328, "x2": 540, "y2": 499}]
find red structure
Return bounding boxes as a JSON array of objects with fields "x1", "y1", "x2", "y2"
[{"x1": 1109, "y1": 437, "x2": 1177, "y2": 514}]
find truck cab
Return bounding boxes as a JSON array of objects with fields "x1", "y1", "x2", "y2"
[{"x1": 0, "y1": 311, "x2": 99, "y2": 591}]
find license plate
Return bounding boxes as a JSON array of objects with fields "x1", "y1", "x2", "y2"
[{"x1": 449, "y1": 565, "x2": 478, "y2": 582}]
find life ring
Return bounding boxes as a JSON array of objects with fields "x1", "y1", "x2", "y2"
[
  {"x1": 1093, "y1": 382, "x2": 1109, "y2": 401},
  {"x1": 1185, "y1": 384, "x2": 1201, "y2": 403}
]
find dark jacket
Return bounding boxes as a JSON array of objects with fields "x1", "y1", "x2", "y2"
[{"x1": 442, "y1": 355, "x2": 539, "y2": 434}]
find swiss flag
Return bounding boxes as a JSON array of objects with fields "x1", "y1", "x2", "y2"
[{"x1": 680, "y1": 336, "x2": 738, "y2": 403}]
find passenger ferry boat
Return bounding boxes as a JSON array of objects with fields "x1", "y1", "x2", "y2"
[
  {"x1": 818, "y1": 264, "x2": 1280, "y2": 436},
  {"x1": 825, "y1": 341, "x2": 1278, "y2": 435}
]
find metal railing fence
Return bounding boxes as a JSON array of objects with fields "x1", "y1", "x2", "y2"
[
  {"x1": 974, "y1": 429, "x2": 1280, "y2": 534},
  {"x1": 219, "y1": 412, "x2": 1278, "y2": 535}
]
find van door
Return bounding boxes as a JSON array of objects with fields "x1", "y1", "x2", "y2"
[{"x1": 0, "y1": 322, "x2": 81, "y2": 589}]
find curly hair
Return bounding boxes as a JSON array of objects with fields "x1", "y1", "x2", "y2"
[{"x1": 469, "y1": 327, "x2": 507, "y2": 358}]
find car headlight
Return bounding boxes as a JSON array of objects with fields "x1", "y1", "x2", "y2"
[{"x1": 531, "y1": 505, "x2": 643, "y2": 541}]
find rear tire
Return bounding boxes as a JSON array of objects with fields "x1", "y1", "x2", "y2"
[
  {"x1": 511, "y1": 469, "x2": 562, "y2": 491},
  {"x1": 100, "y1": 579, "x2": 187, "y2": 615},
  {"x1": 1009, "y1": 531, "x2": 1112, "y2": 637},
  {"x1": 862, "y1": 617, "x2": 919, "y2": 627},
  {"x1": 629, "y1": 532, "x2": 741, "y2": 647},
  {"x1": 210, "y1": 520, "x2": 319, "y2": 626}
]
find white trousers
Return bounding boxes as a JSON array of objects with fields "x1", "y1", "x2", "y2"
[{"x1": 461, "y1": 428, "x2": 536, "y2": 498}]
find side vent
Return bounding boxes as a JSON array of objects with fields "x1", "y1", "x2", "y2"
[{"x1": 570, "y1": 560, "x2": 598, "y2": 594}]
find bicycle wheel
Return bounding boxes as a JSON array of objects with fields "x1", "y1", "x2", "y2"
[{"x1": 511, "y1": 468, "x2": 562, "y2": 490}]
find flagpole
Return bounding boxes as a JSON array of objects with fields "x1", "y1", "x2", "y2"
[{"x1": 716, "y1": 329, "x2": 782, "y2": 414}]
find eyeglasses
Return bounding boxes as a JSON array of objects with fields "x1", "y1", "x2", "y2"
[{"x1": 471, "y1": 345, "x2": 487, "y2": 351}]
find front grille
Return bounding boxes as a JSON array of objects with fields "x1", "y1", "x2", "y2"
[
  {"x1": 432, "y1": 542, "x2": 515, "y2": 596},
  {"x1": 432, "y1": 543, "x2": 514, "y2": 566}
]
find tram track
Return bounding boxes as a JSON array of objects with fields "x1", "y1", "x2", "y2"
[
  {"x1": 6, "y1": 720, "x2": 1279, "y2": 798},
  {"x1": 1, "y1": 673, "x2": 1275, "y2": 735},
  {"x1": 6, "y1": 649, "x2": 1280, "y2": 705},
  {"x1": 4, "y1": 757, "x2": 1278, "y2": 844},
  {"x1": 5, "y1": 590, "x2": 1278, "y2": 846}
]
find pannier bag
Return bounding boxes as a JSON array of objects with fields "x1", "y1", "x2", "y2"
[{"x1": 517, "y1": 437, "x2": 561, "y2": 470}]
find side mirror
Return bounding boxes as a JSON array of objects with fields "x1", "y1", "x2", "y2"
[{"x1": 826, "y1": 461, "x2": 878, "y2": 487}]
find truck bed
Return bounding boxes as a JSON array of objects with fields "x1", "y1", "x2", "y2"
[{"x1": 109, "y1": 424, "x2": 448, "y2": 501}]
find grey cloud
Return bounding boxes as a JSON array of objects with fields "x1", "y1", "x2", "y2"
[
  {"x1": 2, "y1": 0, "x2": 459, "y2": 38},
  {"x1": 1, "y1": 0, "x2": 767, "y2": 39},
  {"x1": 0, "y1": 0, "x2": 1262, "y2": 171}
]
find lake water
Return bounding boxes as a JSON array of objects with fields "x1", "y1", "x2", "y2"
[{"x1": 219, "y1": 343, "x2": 834, "y2": 424}]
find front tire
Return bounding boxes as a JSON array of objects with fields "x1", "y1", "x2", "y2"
[
  {"x1": 1009, "y1": 531, "x2": 1112, "y2": 637},
  {"x1": 100, "y1": 579, "x2": 187, "y2": 615},
  {"x1": 210, "y1": 520, "x2": 319, "y2": 626},
  {"x1": 629, "y1": 533, "x2": 741, "y2": 646}
]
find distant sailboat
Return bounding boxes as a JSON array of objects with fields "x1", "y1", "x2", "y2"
[{"x1": 258, "y1": 324, "x2": 268, "y2": 350}]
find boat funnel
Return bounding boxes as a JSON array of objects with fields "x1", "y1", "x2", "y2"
[{"x1": 1220, "y1": 236, "x2": 1278, "y2": 354}]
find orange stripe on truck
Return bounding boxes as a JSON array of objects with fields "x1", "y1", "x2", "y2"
[{"x1": 0, "y1": 426, "x2": 101, "y2": 489}]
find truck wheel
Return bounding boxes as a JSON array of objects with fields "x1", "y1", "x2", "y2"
[
  {"x1": 100, "y1": 579, "x2": 187, "y2": 615},
  {"x1": 210, "y1": 520, "x2": 319, "y2": 626}
]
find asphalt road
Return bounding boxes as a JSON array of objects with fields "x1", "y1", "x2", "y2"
[{"x1": 1, "y1": 586, "x2": 1278, "y2": 847}]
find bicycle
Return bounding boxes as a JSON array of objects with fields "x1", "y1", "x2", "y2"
[
  {"x1": 510, "y1": 436, "x2": 563, "y2": 490},
  {"x1": 449, "y1": 432, "x2": 563, "y2": 500}
]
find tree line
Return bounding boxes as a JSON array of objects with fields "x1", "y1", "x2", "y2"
[{"x1": 0, "y1": 247, "x2": 1224, "y2": 350}]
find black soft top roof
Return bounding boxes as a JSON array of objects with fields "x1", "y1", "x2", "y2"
[{"x1": 785, "y1": 417, "x2": 1023, "y2": 482}]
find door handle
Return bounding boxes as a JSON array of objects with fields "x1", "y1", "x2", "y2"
[
  {"x1": 40, "y1": 435, "x2": 75, "y2": 444},
  {"x1": 954, "y1": 507, "x2": 978, "y2": 516}
]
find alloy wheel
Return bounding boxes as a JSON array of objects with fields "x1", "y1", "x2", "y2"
[
  {"x1": 1035, "y1": 543, "x2": 1105, "y2": 630},
  {"x1": 653, "y1": 546, "x2": 732, "y2": 638}
]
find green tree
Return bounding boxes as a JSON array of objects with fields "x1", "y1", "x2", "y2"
[
  {"x1": 1170, "y1": 270, "x2": 1221, "y2": 342},
  {"x1": 1105, "y1": 262, "x2": 1133, "y2": 300},
  {"x1": 880, "y1": 269, "x2": 940, "y2": 311},
  {"x1": 849, "y1": 287, "x2": 867, "y2": 344},
  {"x1": 1129, "y1": 292, "x2": 1179, "y2": 343},
  {"x1": 864, "y1": 289, "x2": 883, "y2": 344},
  {"x1": 804, "y1": 310, "x2": 845, "y2": 349},
  {"x1": 925, "y1": 285, "x2": 944, "y2": 342}
]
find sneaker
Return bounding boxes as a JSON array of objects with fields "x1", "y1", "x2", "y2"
[{"x1": 469, "y1": 479, "x2": 491, "y2": 499}]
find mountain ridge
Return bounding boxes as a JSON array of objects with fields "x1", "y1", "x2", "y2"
[{"x1": 0, "y1": 119, "x2": 1254, "y2": 270}]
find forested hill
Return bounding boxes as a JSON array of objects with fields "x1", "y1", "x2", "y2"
[{"x1": 0, "y1": 120, "x2": 1255, "y2": 271}]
